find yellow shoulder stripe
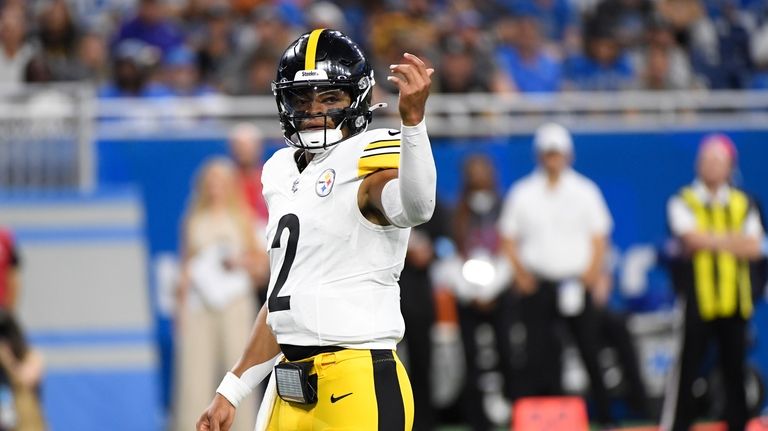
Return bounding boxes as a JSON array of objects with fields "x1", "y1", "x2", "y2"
[
  {"x1": 364, "y1": 139, "x2": 401, "y2": 151},
  {"x1": 358, "y1": 153, "x2": 400, "y2": 177}
]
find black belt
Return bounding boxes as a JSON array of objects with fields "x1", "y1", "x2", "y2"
[{"x1": 280, "y1": 344, "x2": 345, "y2": 362}]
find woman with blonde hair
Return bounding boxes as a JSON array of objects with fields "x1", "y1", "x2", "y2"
[{"x1": 173, "y1": 157, "x2": 266, "y2": 431}]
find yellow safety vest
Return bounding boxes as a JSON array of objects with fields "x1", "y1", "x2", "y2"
[{"x1": 679, "y1": 187, "x2": 753, "y2": 320}]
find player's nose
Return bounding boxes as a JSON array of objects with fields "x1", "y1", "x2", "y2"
[{"x1": 308, "y1": 99, "x2": 328, "y2": 116}]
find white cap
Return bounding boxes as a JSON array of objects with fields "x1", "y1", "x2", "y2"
[{"x1": 534, "y1": 122, "x2": 573, "y2": 154}]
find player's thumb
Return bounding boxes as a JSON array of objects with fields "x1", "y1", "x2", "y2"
[
  {"x1": 209, "y1": 413, "x2": 221, "y2": 431},
  {"x1": 196, "y1": 414, "x2": 209, "y2": 431}
]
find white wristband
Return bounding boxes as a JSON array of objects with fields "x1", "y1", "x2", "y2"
[
  {"x1": 215, "y1": 354, "x2": 279, "y2": 408},
  {"x1": 216, "y1": 372, "x2": 252, "y2": 408}
]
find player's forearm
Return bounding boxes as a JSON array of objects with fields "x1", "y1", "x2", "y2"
[
  {"x1": 381, "y1": 119, "x2": 436, "y2": 227},
  {"x1": 232, "y1": 304, "x2": 280, "y2": 377},
  {"x1": 217, "y1": 304, "x2": 280, "y2": 408}
]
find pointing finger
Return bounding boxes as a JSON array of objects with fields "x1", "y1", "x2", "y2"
[
  {"x1": 402, "y1": 53, "x2": 429, "y2": 80},
  {"x1": 404, "y1": 52, "x2": 426, "y2": 67},
  {"x1": 390, "y1": 64, "x2": 423, "y2": 89}
]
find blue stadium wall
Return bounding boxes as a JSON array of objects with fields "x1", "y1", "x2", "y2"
[{"x1": 97, "y1": 128, "x2": 768, "y2": 423}]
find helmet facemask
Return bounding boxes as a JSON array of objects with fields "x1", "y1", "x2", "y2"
[{"x1": 273, "y1": 68, "x2": 375, "y2": 153}]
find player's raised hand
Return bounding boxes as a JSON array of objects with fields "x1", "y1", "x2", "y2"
[
  {"x1": 387, "y1": 52, "x2": 434, "y2": 126},
  {"x1": 196, "y1": 394, "x2": 236, "y2": 431}
]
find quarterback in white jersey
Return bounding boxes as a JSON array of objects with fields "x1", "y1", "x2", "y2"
[
  {"x1": 262, "y1": 127, "x2": 411, "y2": 349},
  {"x1": 197, "y1": 29, "x2": 436, "y2": 431}
]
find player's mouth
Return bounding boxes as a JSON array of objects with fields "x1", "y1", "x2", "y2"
[{"x1": 301, "y1": 123, "x2": 335, "y2": 131}]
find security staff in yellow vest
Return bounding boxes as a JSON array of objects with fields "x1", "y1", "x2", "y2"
[{"x1": 661, "y1": 134, "x2": 764, "y2": 431}]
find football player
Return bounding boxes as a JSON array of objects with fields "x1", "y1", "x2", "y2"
[{"x1": 196, "y1": 29, "x2": 436, "y2": 431}]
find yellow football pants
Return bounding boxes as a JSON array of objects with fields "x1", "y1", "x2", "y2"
[{"x1": 267, "y1": 349, "x2": 414, "y2": 430}]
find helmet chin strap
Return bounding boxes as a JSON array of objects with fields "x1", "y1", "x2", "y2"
[{"x1": 297, "y1": 128, "x2": 344, "y2": 153}]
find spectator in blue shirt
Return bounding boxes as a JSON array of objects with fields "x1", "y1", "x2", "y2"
[
  {"x1": 564, "y1": 17, "x2": 635, "y2": 91},
  {"x1": 98, "y1": 39, "x2": 170, "y2": 98},
  {"x1": 715, "y1": 4, "x2": 752, "y2": 89},
  {"x1": 112, "y1": 0, "x2": 183, "y2": 61},
  {"x1": 161, "y1": 46, "x2": 216, "y2": 96},
  {"x1": 495, "y1": 0, "x2": 577, "y2": 43},
  {"x1": 495, "y1": 15, "x2": 562, "y2": 93},
  {"x1": 594, "y1": 0, "x2": 655, "y2": 49}
]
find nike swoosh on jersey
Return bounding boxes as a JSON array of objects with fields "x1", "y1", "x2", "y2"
[
  {"x1": 330, "y1": 392, "x2": 353, "y2": 403},
  {"x1": 388, "y1": 130, "x2": 401, "y2": 136}
]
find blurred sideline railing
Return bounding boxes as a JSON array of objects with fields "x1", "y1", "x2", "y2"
[{"x1": 3, "y1": 84, "x2": 768, "y2": 189}]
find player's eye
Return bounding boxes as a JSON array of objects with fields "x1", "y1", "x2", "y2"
[
  {"x1": 319, "y1": 91, "x2": 340, "y2": 102},
  {"x1": 317, "y1": 90, "x2": 349, "y2": 105},
  {"x1": 320, "y1": 95, "x2": 340, "y2": 104},
  {"x1": 288, "y1": 95, "x2": 313, "y2": 111}
]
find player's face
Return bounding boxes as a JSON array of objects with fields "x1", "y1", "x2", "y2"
[{"x1": 284, "y1": 88, "x2": 352, "y2": 131}]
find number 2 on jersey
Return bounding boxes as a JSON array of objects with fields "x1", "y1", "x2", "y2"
[{"x1": 268, "y1": 213, "x2": 299, "y2": 312}]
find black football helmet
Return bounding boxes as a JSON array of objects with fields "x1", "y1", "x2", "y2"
[{"x1": 272, "y1": 29, "x2": 377, "y2": 152}]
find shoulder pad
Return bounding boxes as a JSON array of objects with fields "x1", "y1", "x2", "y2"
[{"x1": 356, "y1": 129, "x2": 401, "y2": 177}]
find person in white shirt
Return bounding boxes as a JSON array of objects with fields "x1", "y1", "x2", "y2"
[
  {"x1": 499, "y1": 122, "x2": 613, "y2": 423},
  {"x1": 661, "y1": 134, "x2": 764, "y2": 431}
]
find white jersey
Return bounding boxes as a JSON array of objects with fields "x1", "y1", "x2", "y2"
[{"x1": 262, "y1": 128, "x2": 410, "y2": 349}]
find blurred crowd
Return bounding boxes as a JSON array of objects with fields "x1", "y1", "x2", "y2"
[{"x1": 4, "y1": 0, "x2": 768, "y2": 98}]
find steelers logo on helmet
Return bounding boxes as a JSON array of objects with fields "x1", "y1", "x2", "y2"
[{"x1": 272, "y1": 29, "x2": 376, "y2": 153}]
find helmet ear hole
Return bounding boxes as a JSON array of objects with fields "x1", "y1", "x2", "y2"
[{"x1": 355, "y1": 116, "x2": 365, "y2": 128}]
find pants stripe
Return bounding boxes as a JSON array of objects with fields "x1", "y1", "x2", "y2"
[{"x1": 372, "y1": 349, "x2": 405, "y2": 430}]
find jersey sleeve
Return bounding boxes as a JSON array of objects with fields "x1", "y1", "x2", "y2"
[{"x1": 357, "y1": 130, "x2": 401, "y2": 178}]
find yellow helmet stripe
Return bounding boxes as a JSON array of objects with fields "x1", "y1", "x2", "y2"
[{"x1": 304, "y1": 28, "x2": 326, "y2": 70}]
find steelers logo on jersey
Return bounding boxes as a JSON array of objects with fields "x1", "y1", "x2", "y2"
[{"x1": 316, "y1": 168, "x2": 336, "y2": 197}]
